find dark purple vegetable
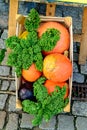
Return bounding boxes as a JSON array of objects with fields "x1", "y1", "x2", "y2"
[{"x1": 18, "y1": 82, "x2": 36, "y2": 101}]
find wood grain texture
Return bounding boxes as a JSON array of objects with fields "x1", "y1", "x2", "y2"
[
  {"x1": 8, "y1": 0, "x2": 18, "y2": 37},
  {"x1": 79, "y1": 7, "x2": 87, "y2": 64},
  {"x1": 46, "y1": 3, "x2": 56, "y2": 16}
]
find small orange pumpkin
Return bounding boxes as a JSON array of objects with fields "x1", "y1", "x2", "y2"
[
  {"x1": 44, "y1": 80, "x2": 69, "y2": 99},
  {"x1": 38, "y1": 21, "x2": 70, "y2": 54},
  {"x1": 43, "y1": 53, "x2": 72, "y2": 82},
  {"x1": 22, "y1": 63, "x2": 42, "y2": 82}
]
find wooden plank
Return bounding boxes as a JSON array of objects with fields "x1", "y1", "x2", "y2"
[
  {"x1": 46, "y1": 3, "x2": 56, "y2": 16},
  {"x1": 57, "y1": 0, "x2": 87, "y2": 4},
  {"x1": 8, "y1": 0, "x2": 18, "y2": 37},
  {"x1": 73, "y1": 34, "x2": 82, "y2": 42},
  {"x1": 18, "y1": 0, "x2": 87, "y2": 5},
  {"x1": 79, "y1": 7, "x2": 87, "y2": 64}
]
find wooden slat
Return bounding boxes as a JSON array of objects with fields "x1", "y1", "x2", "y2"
[
  {"x1": 18, "y1": 0, "x2": 85, "y2": 7},
  {"x1": 73, "y1": 34, "x2": 82, "y2": 42},
  {"x1": 46, "y1": 3, "x2": 56, "y2": 16},
  {"x1": 8, "y1": 0, "x2": 18, "y2": 37},
  {"x1": 79, "y1": 7, "x2": 87, "y2": 64}
]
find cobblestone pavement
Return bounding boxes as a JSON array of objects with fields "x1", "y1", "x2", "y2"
[{"x1": 0, "y1": 1, "x2": 87, "y2": 130}]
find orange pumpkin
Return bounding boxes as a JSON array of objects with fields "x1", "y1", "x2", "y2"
[
  {"x1": 38, "y1": 21, "x2": 70, "y2": 54},
  {"x1": 22, "y1": 63, "x2": 42, "y2": 82},
  {"x1": 43, "y1": 53, "x2": 72, "y2": 82},
  {"x1": 44, "y1": 80, "x2": 69, "y2": 99}
]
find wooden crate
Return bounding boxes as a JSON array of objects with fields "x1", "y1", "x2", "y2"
[{"x1": 15, "y1": 15, "x2": 73, "y2": 112}]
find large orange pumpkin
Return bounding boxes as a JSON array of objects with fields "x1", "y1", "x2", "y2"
[
  {"x1": 44, "y1": 80, "x2": 69, "y2": 99},
  {"x1": 38, "y1": 21, "x2": 70, "y2": 54},
  {"x1": 22, "y1": 63, "x2": 42, "y2": 82},
  {"x1": 43, "y1": 53, "x2": 72, "y2": 82}
]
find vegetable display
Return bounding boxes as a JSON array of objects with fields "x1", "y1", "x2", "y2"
[
  {"x1": 22, "y1": 77, "x2": 69, "y2": 126},
  {"x1": 6, "y1": 9, "x2": 60, "y2": 77},
  {"x1": 5, "y1": 8, "x2": 72, "y2": 126}
]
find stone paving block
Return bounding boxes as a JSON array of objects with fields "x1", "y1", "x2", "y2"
[
  {"x1": 20, "y1": 113, "x2": 34, "y2": 129},
  {"x1": 5, "y1": 113, "x2": 18, "y2": 130},
  {"x1": 36, "y1": 3, "x2": 46, "y2": 16},
  {"x1": 57, "y1": 115, "x2": 74, "y2": 130},
  {"x1": 1, "y1": 52, "x2": 8, "y2": 65},
  {"x1": 12, "y1": 67, "x2": 15, "y2": 77},
  {"x1": 72, "y1": 101, "x2": 87, "y2": 116},
  {"x1": 81, "y1": 61, "x2": 87, "y2": 74},
  {"x1": 62, "y1": 6, "x2": 82, "y2": 34},
  {"x1": 8, "y1": 96, "x2": 17, "y2": 112},
  {"x1": 73, "y1": 53, "x2": 79, "y2": 62},
  {"x1": 0, "y1": 66, "x2": 10, "y2": 76},
  {"x1": 0, "y1": 94, "x2": 8, "y2": 110},
  {"x1": 73, "y1": 20, "x2": 82, "y2": 34},
  {"x1": 0, "y1": 38, "x2": 5, "y2": 49},
  {"x1": 76, "y1": 117, "x2": 87, "y2": 130},
  {"x1": 73, "y1": 62, "x2": 79, "y2": 73},
  {"x1": 0, "y1": 111, "x2": 6, "y2": 129},
  {"x1": 39, "y1": 116, "x2": 56, "y2": 130},
  {"x1": 55, "y1": 6, "x2": 62, "y2": 17},
  {"x1": 73, "y1": 72, "x2": 85, "y2": 83},
  {"x1": 73, "y1": 42, "x2": 77, "y2": 53},
  {"x1": 73, "y1": 42, "x2": 80, "y2": 53},
  {"x1": 9, "y1": 81, "x2": 16, "y2": 91},
  {"x1": 0, "y1": 79, "x2": 1, "y2": 84},
  {"x1": 1, "y1": 80, "x2": 9, "y2": 90},
  {"x1": 33, "y1": 127, "x2": 42, "y2": 130},
  {"x1": 1, "y1": 29, "x2": 8, "y2": 40},
  {"x1": 0, "y1": 16, "x2": 8, "y2": 29}
]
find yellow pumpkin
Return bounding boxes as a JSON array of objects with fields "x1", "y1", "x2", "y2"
[{"x1": 19, "y1": 31, "x2": 29, "y2": 39}]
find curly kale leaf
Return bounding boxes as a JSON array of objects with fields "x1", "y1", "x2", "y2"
[
  {"x1": 22, "y1": 100, "x2": 41, "y2": 114},
  {"x1": 33, "y1": 44, "x2": 41, "y2": 53},
  {"x1": 22, "y1": 76, "x2": 69, "y2": 126},
  {"x1": 25, "y1": 8, "x2": 40, "y2": 32},
  {"x1": 7, "y1": 52, "x2": 18, "y2": 66},
  {"x1": 32, "y1": 109, "x2": 43, "y2": 126},
  {"x1": 0, "y1": 49, "x2": 6, "y2": 64},
  {"x1": 6, "y1": 29, "x2": 44, "y2": 76},
  {"x1": 43, "y1": 86, "x2": 69, "y2": 118},
  {"x1": 39, "y1": 28, "x2": 60, "y2": 51},
  {"x1": 34, "y1": 52, "x2": 43, "y2": 71},
  {"x1": 5, "y1": 36, "x2": 20, "y2": 49},
  {"x1": 22, "y1": 100, "x2": 43, "y2": 126},
  {"x1": 33, "y1": 77, "x2": 48, "y2": 102},
  {"x1": 26, "y1": 31, "x2": 38, "y2": 46}
]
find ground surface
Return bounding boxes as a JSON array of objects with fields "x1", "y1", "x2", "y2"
[{"x1": 0, "y1": 1, "x2": 87, "y2": 130}]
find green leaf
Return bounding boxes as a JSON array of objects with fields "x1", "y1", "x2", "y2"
[
  {"x1": 32, "y1": 109, "x2": 43, "y2": 126},
  {"x1": 0, "y1": 49, "x2": 6, "y2": 64},
  {"x1": 25, "y1": 8, "x2": 41, "y2": 32},
  {"x1": 22, "y1": 100, "x2": 41, "y2": 114},
  {"x1": 5, "y1": 36, "x2": 20, "y2": 49},
  {"x1": 39, "y1": 28, "x2": 60, "y2": 51}
]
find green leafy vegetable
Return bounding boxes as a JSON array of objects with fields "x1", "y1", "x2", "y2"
[
  {"x1": 24, "y1": 8, "x2": 41, "y2": 32},
  {"x1": 6, "y1": 32, "x2": 43, "y2": 76},
  {"x1": 22, "y1": 76, "x2": 69, "y2": 126},
  {"x1": 39, "y1": 28, "x2": 60, "y2": 51},
  {"x1": 0, "y1": 49, "x2": 6, "y2": 64},
  {"x1": 5, "y1": 9, "x2": 61, "y2": 77},
  {"x1": 5, "y1": 36, "x2": 20, "y2": 49}
]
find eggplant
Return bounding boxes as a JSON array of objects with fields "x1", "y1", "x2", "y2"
[{"x1": 18, "y1": 82, "x2": 36, "y2": 102}]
